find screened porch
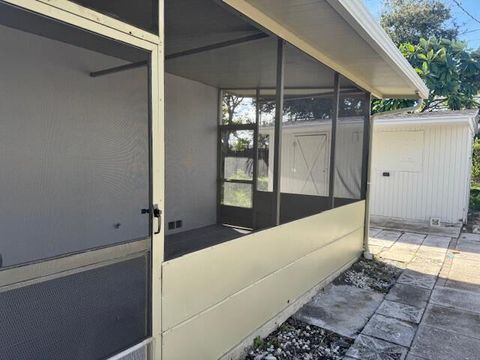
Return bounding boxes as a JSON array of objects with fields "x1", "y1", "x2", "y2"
[{"x1": 163, "y1": 0, "x2": 370, "y2": 260}]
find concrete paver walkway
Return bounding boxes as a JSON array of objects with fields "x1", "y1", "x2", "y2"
[
  {"x1": 294, "y1": 285, "x2": 384, "y2": 338},
  {"x1": 296, "y1": 227, "x2": 480, "y2": 360},
  {"x1": 354, "y1": 228, "x2": 480, "y2": 360}
]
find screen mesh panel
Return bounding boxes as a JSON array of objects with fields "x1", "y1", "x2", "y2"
[
  {"x1": 116, "y1": 343, "x2": 150, "y2": 360},
  {"x1": 0, "y1": 256, "x2": 148, "y2": 360},
  {"x1": 0, "y1": 22, "x2": 149, "y2": 268},
  {"x1": 333, "y1": 82, "x2": 368, "y2": 204},
  {"x1": 279, "y1": 43, "x2": 335, "y2": 224}
]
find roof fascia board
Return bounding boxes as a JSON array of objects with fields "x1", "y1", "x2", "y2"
[
  {"x1": 222, "y1": 0, "x2": 383, "y2": 98},
  {"x1": 327, "y1": 0, "x2": 429, "y2": 99}
]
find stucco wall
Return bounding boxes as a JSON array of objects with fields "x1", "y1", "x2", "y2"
[{"x1": 165, "y1": 73, "x2": 218, "y2": 234}]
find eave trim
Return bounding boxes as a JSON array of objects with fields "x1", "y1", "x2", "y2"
[{"x1": 327, "y1": 0, "x2": 429, "y2": 99}]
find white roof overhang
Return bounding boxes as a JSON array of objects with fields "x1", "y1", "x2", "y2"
[{"x1": 222, "y1": 0, "x2": 429, "y2": 100}]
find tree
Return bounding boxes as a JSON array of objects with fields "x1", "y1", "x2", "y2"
[
  {"x1": 223, "y1": 93, "x2": 245, "y2": 124},
  {"x1": 380, "y1": 0, "x2": 459, "y2": 45},
  {"x1": 373, "y1": 38, "x2": 480, "y2": 113},
  {"x1": 404, "y1": 38, "x2": 480, "y2": 111}
]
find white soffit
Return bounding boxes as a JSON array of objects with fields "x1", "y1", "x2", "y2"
[{"x1": 223, "y1": 0, "x2": 429, "y2": 100}]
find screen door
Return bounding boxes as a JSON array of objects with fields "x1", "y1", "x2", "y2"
[
  {"x1": 0, "y1": 5, "x2": 152, "y2": 359},
  {"x1": 219, "y1": 125, "x2": 256, "y2": 228}
]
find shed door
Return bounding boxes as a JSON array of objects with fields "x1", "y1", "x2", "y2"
[{"x1": 290, "y1": 134, "x2": 329, "y2": 196}]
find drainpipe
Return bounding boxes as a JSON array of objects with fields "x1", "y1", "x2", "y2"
[{"x1": 363, "y1": 94, "x2": 423, "y2": 260}]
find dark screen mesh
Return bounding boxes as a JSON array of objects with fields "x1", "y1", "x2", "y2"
[
  {"x1": 0, "y1": 256, "x2": 149, "y2": 360},
  {"x1": 120, "y1": 345, "x2": 149, "y2": 360},
  {"x1": 0, "y1": 20, "x2": 149, "y2": 268}
]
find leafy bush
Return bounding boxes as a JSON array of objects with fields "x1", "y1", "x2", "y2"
[
  {"x1": 472, "y1": 139, "x2": 480, "y2": 185},
  {"x1": 470, "y1": 188, "x2": 480, "y2": 212}
]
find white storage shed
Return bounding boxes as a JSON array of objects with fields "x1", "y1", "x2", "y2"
[{"x1": 370, "y1": 110, "x2": 479, "y2": 226}]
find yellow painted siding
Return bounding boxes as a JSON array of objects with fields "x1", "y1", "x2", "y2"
[{"x1": 161, "y1": 201, "x2": 365, "y2": 359}]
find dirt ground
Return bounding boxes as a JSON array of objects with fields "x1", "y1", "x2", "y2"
[
  {"x1": 333, "y1": 258, "x2": 401, "y2": 293},
  {"x1": 465, "y1": 209, "x2": 480, "y2": 233}
]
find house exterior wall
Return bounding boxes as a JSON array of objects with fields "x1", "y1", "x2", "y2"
[
  {"x1": 370, "y1": 123, "x2": 473, "y2": 224},
  {"x1": 161, "y1": 201, "x2": 365, "y2": 360},
  {"x1": 165, "y1": 73, "x2": 218, "y2": 234}
]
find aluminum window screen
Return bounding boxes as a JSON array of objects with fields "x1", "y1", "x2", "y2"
[
  {"x1": 120, "y1": 348, "x2": 147, "y2": 360},
  {"x1": 0, "y1": 23, "x2": 150, "y2": 268},
  {"x1": 333, "y1": 86, "x2": 368, "y2": 203},
  {"x1": 0, "y1": 256, "x2": 149, "y2": 360},
  {"x1": 279, "y1": 43, "x2": 335, "y2": 223},
  {"x1": 114, "y1": 342, "x2": 151, "y2": 360}
]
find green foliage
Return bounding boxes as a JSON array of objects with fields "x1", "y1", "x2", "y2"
[
  {"x1": 470, "y1": 188, "x2": 480, "y2": 212},
  {"x1": 381, "y1": 0, "x2": 458, "y2": 45},
  {"x1": 251, "y1": 335, "x2": 281, "y2": 352},
  {"x1": 373, "y1": 38, "x2": 480, "y2": 113},
  {"x1": 257, "y1": 176, "x2": 269, "y2": 191},
  {"x1": 470, "y1": 140, "x2": 480, "y2": 212},
  {"x1": 282, "y1": 97, "x2": 333, "y2": 121},
  {"x1": 371, "y1": 98, "x2": 416, "y2": 114},
  {"x1": 232, "y1": 137, "x2": 252, "y2": 152},
  {"x1": 402, "y1": 38, "x2": 480, "y2": 111},
  {"x1": 472, "y1": 139, "x2": 480, "y2": 185},
  {"x1": 252, "y1": 336, "x2": 265, "y2": 350},
  {"x1": 223, "y1": 181, "x2": 252, "y2": 208},
  {"x1": 374, "y1": 1, "x2": 480, "y2": 113}
]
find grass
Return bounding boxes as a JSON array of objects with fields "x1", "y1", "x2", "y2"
[{"x1": 222, "y1": 169, "x2": 271, "y2": 208}]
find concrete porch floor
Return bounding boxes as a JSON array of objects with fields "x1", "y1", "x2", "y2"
[{"x1": 294, "y1": 227, "x2": 480, "y2": 360}]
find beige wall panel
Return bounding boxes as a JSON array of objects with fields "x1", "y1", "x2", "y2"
[
  {"x1": 37, "y1": 0, "x2": 159, "y2": 44},
  {"x1": 162, "y1": 228, "x2": 363, "y2": 360},
  {"x1": 4, "y1": 0, "x2": 156, "y2": 51},
  {"x1": 164, "y1": 73, "x2": 218, "y2": 234},
  {"x1": 162, "y1": 201, "x2": 365, "y2": 330}
]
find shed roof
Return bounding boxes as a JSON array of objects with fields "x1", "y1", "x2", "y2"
[
  {"x1": 223, "y1": 0, "x2": 429, "y2": 100},
  {"x1": 374, "y1": 110, "x2": 479, "y2": 133}
]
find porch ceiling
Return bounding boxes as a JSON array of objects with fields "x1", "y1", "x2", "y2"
[
  {"x1": 165, "y1": 0, "x2": 259, "y2": 56},
  {"x1": 222, "y1": 0, "x2": 429, "y2": 99},
  {"x1": 166, "y1": 36, "x2": 336, "y2": 90}
]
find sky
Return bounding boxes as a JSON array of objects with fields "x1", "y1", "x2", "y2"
[{"x1": 363, "y1": 0, "x2": 480, "y2": 49}]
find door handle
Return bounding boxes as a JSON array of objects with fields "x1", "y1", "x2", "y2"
[
  {"x1": 141, "y1": 204, "x2": 162, "y2": 235},
  {"x1": 153, "y1": 204, "x2": 162, "y2": 235}
]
